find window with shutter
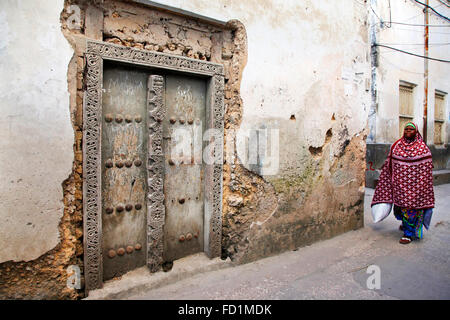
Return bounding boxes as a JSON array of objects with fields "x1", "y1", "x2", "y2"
[
  {"x1": 399, "y1": 83, "x2": 415, "y2": 138},
  {"x1": 434, "y1": 92, "x2": 446, "y2": 145}
]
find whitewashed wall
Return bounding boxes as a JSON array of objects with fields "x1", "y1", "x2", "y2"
[
  {"x1": 0, "y1": 0, "x2": 74, "y2": 262},
  {"x1": 374, "y1": 0, "x2": 450, "y2": 144},
  {"x1": 152, "y1": 0, "x2": 371, "y2": 178},
  {"x1": 0, "y1": 0, "x2": 372, "y2": 262}
]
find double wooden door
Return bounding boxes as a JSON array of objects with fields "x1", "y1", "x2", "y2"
[{"x1": 101, "y1": 64, "x2": 206, "y2": 280}]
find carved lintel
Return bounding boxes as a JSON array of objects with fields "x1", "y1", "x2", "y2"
[{"x1": 86, "y1": 41, "x2": 224, "y2": 77}]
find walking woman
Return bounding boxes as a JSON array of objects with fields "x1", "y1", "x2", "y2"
[{"x1": 371, "y1": 122, "x2": 435, "y2": 244}]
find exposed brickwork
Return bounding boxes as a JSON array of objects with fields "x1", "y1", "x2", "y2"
[
  {"x1": 0, "y1": 0, "x2": 244, "y2": 299},
  {"x1": 0, "y1": 161, "x2": 84, "y2": 299}
]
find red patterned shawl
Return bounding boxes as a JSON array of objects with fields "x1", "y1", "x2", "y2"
[{"x1": 371, "y1": 131, "x2": 435, "y2": 209}]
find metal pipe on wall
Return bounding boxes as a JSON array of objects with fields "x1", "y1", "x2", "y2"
[{"x1": 423, "y1": 0, "x2": 429, "y2": 143}]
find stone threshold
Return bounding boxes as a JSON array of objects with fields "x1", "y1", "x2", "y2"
[{"x1": 84, "y1": 253, "x2": 233, "y2": 300}]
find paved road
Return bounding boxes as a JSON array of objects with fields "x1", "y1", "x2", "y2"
[{"x1": 129, "y1": 184, "x2": 450, "y2": 300}]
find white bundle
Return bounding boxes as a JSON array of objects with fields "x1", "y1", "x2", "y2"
[{"x1": 371, "y1": 203, "x2": 393, "y2": 223}]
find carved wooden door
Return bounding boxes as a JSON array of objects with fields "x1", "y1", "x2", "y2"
[
  {"x1": 83, "y1": 41, "x2": 224, "y2": 292},
  {"x1": 101, "y1": 66, "x2": 206, "y2": 279},
  {"x1": 101, "y1": 65, "x2": 148, "y2": 280},
  {"x1": 163, "y1": 74, "x2": 206, "y2": 262}
]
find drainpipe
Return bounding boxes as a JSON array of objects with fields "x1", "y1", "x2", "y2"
[
  {"x1": 368, "y1": 0, "x2": 379, "y2": 143},
  {"x1": 423, "y1": 0, "x2": 429, "y2": 143}
]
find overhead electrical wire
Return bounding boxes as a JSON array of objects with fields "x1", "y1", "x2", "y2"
[
  {"x1": 353, "y1": 0, "x2": 366, "y2": 6},
  {"x1": 368, "y1": 2, "x2": 450, "y2": 61},
  {"x1": 371, "y1": 0, "x2": 450, "y2": 28},
  {"x1": 370, "y1": 2, "x2": 383, "y2": 23},
  {"x1": 390, "y1": 0, "x2": 447, "y2": 23},
  {"x1": 379, "y1": 55, "x2": 426, "y2": 75},
  {"x1": 375, "y1": 43, "x2": 450, "y2": 62},
  {"x1": 377, "y1": 42, "x2": 450, "y2": 46},
  {"x1": 412, "y1": 0, "x2": 450, "y2": 22},
  {"x1": 369, "y1": 0, "x2": 392, "y2": 27},
  {"x1": 387, "y1": 0, "x2": 392, "y2": 27},
  {"x1": 436, "y1": 0, "x2": 450, "y2": 8},
  {"x1": 376, "y1": 26, "x2": 450, "y2": 34},
  {"x1": 380, "y1": 21, "x2": 450, "y2": 27}
]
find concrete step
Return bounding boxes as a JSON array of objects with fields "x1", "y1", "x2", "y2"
[{"x1": 84, "y1": 253, "x2": 233, "y2": 300}]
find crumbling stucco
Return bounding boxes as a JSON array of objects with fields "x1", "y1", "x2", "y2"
[
  {"x1": 1, "y1": 0, "x2": 243, "y2": 299},
  {"x1": 0, "y1": 0, "x2": 74, "y2": 263},
  {"x1": 0, "y1": 0, "x2": 81, "y2": 300},
  {"x1": 1, "y1": 0, "x2": 371, "y2": 299}
]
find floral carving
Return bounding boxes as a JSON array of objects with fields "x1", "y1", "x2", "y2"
[{"x1": 83, "y1": 40, "x2": 224, "y2": 292}]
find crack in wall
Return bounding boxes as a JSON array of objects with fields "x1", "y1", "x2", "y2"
[{"x1": 0, "y1": 0, "x2": 370, "y2": 298}]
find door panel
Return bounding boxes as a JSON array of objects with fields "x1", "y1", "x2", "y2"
[
  {"x1": 163, "y1": 74, "x2": 206, "y2": 262},
  {"x1": 101, "y1": 66, "x2": 148, "y2": 280},
  {"x1": 101, "y1": 66, "x2": 206, "y2": 276}
]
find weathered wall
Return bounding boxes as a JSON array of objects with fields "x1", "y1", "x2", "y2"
[
  {"x1": 154, "y1": 0, "x2": 370, "y2": 262},
  {"x1": 1, "y1": 0, "x2": 371, "y2": 299},
  {"x1": 1, "y1": 0, "x2": 241, "y2": 299},
  {"x1": 0, "y1": 0, "x2": 84, "y2": 300},
  {"x1": 0, "y1": 0, "x2": 74, "y2": 263},
  {"x1": 373, "y1": 0, "x2": 450, "y2": 145}
]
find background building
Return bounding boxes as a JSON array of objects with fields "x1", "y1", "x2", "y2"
[
  {"x1": 2, "y1": 0, "x2": 446, "y2": 299},
  {"x1": 366, "y1": 0, "x2": 450, "y2": 187}
]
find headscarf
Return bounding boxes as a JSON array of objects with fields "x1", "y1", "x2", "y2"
[
  {"x1": 371, "y1": 122, "x2": 435, "y2": 209},
  {"x1": 404, "y1": 122, "x2": 416, "y2": 130}
]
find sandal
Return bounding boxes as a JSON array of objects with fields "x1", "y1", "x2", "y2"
[{"x1": 399, "y1": 236, "x2": 412, "y2": 244}]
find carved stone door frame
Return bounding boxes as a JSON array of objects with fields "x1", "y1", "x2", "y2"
[{"x1": 83, "y1": 40, "x2": 224, "y2": 293}]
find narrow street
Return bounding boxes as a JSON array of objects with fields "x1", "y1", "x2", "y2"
[{"x1": 128, "y1": 184, "x2": 450, "y2": 300}]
